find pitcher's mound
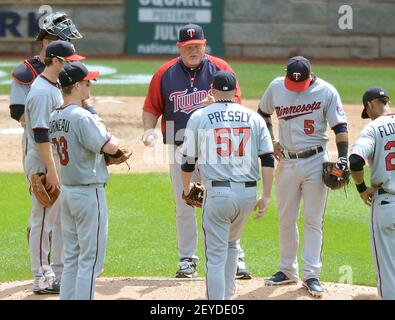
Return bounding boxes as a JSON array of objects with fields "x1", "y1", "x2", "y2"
[{"x1": 0, "y1": 277, "x2": 379, "y2": 300}]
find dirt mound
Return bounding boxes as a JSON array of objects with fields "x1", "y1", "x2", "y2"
[{"x1": 0, "y1": 277, "x2": 378, "y2": 300}]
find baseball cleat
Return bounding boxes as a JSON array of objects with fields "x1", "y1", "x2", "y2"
[
  {"x1": 264, "y1": 271, "x2": 298, "y2": 286},
  {"x1": 175, "y1": 258, "x2": 198, "y2": 278},
  {"x1": 33, "y1": 274, "x2": 60, "y2": 295},
  {"x1": 302, "y1": 278, "x2": 324, "y2": 298},
  {"x1": 236, "y1": 258, "x2": 252, "y2": 280}
]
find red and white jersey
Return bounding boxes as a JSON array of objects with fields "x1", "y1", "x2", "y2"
[
  {"x1": 259, "y1": 76, "x2": 347, "y2": 152},
  {"x1": 351, "y1": 113, "x2": 395, "y2": 193},
  {"x1": 143, "y1": 55, "x2": 242, "y2": 145}
]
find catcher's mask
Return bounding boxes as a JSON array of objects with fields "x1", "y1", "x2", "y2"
[{"x1": 36, "y1": 12, "x2": 82, "y2": 42}]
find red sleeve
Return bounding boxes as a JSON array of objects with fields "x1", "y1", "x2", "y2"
[
  {"x1": 207, "y1": 55, "x2": 243, "y2": 104},
  {"x1": 143, "y1": 57, "x2": 179, "y2": 117}
]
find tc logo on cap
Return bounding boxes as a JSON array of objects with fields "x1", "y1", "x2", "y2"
[
  {"x1": 186, "y1": 28, "x2": 196, "y2": 38},
  {"x1": 293, "y1": 72, "x2": 301, "y2": 81},
  {"x1": 380, "y1": 91, "x2": 385, "y2": 95}
]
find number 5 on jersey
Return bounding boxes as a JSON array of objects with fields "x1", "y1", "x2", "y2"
[
  {"x1": 215, "y1": 127, "x2": 251, "y2": 157},
  {"x1": 52, "y1": 136, "x2": 70, "y2": 165},
  {"x1": 304, "y1": 119, "x2": 315, "y2": 134}
]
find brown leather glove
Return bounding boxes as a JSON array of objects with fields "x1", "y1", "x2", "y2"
[
  {"x1": 322, "y1": 161, "x2": 350, "y2": 190},
  {"x1": 31, "y1": 173, "x2": 60, "y2": 208},
  {"x1": 182, "y1": 183, "x2": 205, "y2": 208},
  {"x1": 104, "y1": 147, "x2": 133, "y2": 166}
]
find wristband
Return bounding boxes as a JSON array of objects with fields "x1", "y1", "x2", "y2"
[{"x1": 356, "y1": 181, "x2": 367, "y2": 193}]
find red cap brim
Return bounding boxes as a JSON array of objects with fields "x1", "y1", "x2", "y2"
[
  {"x1": 83, "y1": 71, "x2": 100, "y2": 81},
  {"x1": 284, "y1": 76, "x2": 311, "y2": 92},
  {"x1": 177, "y1": 39, "x2": 206, "y2": 48},
  {"x1": 66, "y1": 54, "x2": 86, "y2": 61}
]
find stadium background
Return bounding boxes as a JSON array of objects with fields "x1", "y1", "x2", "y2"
[{"x1": 0, "y1": 0, "x2": 394, "y2": 300}]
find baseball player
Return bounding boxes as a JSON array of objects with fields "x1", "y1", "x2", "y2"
[
  {"x1": 8, "y1": 11, "x2": 93, "y2": 252},
  {"x1": 10, "y1": 12, "x2": 82, "y2": 132},
  {"x1": 181, "y1": 71, "x2": 274, "y2": 299},
  {"x1": 259, "y1": 56, "x2": 349, "y2": 297},
  {"x1": 142, "y1": 23, "x2": 252, "y2": 279},
  {"x1": 349, "y1": 87, "x2": 395, "y2": 300},
  {"x1": 24, "y1": 40, "x2": 85, "y2": 294},
  {"x1": 49, "y1": 62, "x2": 117, "y2": 300}
]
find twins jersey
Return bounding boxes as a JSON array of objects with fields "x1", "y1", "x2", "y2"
[
  {"x1": 25, "y1": 75, "x2": 63, "y2": 166},
  {"x1": 350, "y1": 114, "x2": 395, "y2": 193},
  {"x1": 182, "y1": 102, "x2": 273, "y2": 182},
  {"x1": 259, "y1": 76, "x2": 347, "y2": 151},
  {"x1": 143, "y1": 55, "x2": 242, "y2": 145},
  {"x1": 49, "y1": 104, "x2": 110, "y2": 185}
]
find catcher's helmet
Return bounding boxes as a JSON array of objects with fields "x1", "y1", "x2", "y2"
[{"x1": 36, "y1": 12, "x2": 82, "y2": 42}]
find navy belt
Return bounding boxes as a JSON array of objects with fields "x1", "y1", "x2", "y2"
[
  {"x1": 285, "y1": 146, "x2": 324, "y2": 159},
  {"x1": 212, "y1": 181, "x2": 257, "y2": 188}
]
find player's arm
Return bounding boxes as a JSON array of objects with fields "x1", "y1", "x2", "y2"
[
  {"x1": 9, "y1": 80, "x2": 30, "y2": 126},
  {"x1": 349, "y1": 154, "x2": 375, "y2": 206},
  {"x1": 255, "y1": 153, "x2": 275, "y2": 219},
  {"x1": 348, "y1": 126, "x2": 376, "y2": 206},
  {"x1": 35, "y1": 129, "x2": 59, "y2": 192},
  {"x1": 142, "y1": 68, "x2": 166, "y2": 146},
  {"x1": 327, "y1": 88, "x2": 349, "y2": 165},
  {"x1": 258, "y1": 110, "x2": 274, "y2": 140},
  {"x1": 29, "y1": 93, "x2": 59, "y2": 191},
  {"x1": 10, "y1": 106, "x2": 25, "y2": 125},
  {"x1": 142, "y1": 111, "x2": 160, "y2": 147},
  {"x1": 180, "y1": 114, "x2": 199, "y2": 195},
  {"x1": 255, "y1": 116, "x2": 275, "y2": 219},
  {"x1": 102, "y1": 137, "x2": 119, "y2": 155},
  {"x1": 335, "y1": 130, "x2": 349, "y2": 164},
  {"x1": 257, "y1": 82, "x2": 283, "y2": 160},
  {"x1": 77, "y1": 114, "x2": 121, "y2": 156},
  {"x1": 259, "y1": 112, "x2": 282, "y2": 161},
  {"x1": 143, "y1": 111, "x2": 159, "y2": 131}
]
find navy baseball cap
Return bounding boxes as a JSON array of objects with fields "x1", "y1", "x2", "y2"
[
  {"x1": 284, "y1": 56, "x2": 312, "y2": 92},
  {"x1": 59, "y1": 61, "x2": 100, "y2": 87},
  {"x1": 361, "y1": 87, "x2": 390, "y2": 119},
  {"x1": 212, "y1": 71, "x2": 236, "y2": 92},
  {"x1": 46, "y1": 40, "x2": 85, "y2": 61},
  {"x1": 177, "y1": 24, "x2": 206, "y2": 48}
]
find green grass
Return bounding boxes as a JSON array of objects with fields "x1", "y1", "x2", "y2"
[
  {"x1": 0, "y1": 172, "x2": 375, "y2": 286},
  {"x1": 1, "y1": 58, "x2": 395, "y2": 103}
]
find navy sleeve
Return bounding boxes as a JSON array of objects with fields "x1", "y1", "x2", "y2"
[
  {"x1": 259, "y1": 153, "x2": 275, "y2": 168},
  {"x1": 349, "y1": 154, "x2": 365, "y2": 171},
  {"x1": 9, "y1": 104, "x2": 25, "y2": 121},
  {"x1": 332, "y1": 123, "x2": 348, "y2": 134},
  {"x1": 181, "y1": 155, "x2": 197, "y2": 172},
  {"x1": 33, "y1": 128, "x2": 50, "y2": 143}
]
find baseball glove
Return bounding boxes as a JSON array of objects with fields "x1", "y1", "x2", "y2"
[
  {"x1": 182, "y1": 183, "x2": 205, "y2": 208},
  {"x1": 31, "y1": 173, "x2": 60, "y2": 208},
  {"x1": 322, "y1": 161, "x2": 350, "y2": 190},
  {"x1": 104, "y1": 147, "x2": 132, "y2": 166}
]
